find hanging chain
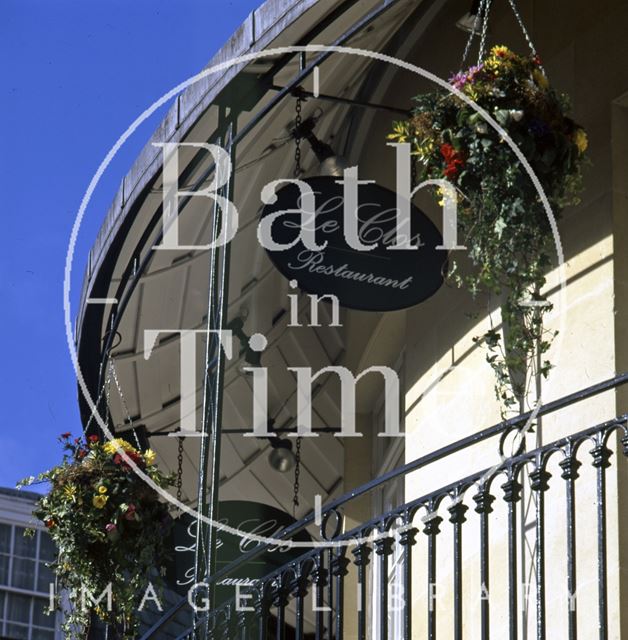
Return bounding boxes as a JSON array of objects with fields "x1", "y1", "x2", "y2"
[
  {"x1": 83, "y1": 364, "x2": 111, "y2": 435},
  {"x1": 292, "y1": 437, "x2": 302, "y2": 515},
  {"x1": 507, "y1": 0, "x2": 537, "y2": 56},
  {"x1": 109, "y1": 357, "x2": 143, "y2": 450},
  {"x1": 477, "y1": 0, "x2": 493, "y2": 64},
  {"x1": 293, "y1": 95, "x2": 303, "y2": 178},
  {"x1": 176, "y1": 437, "x2": 185, "y2": 503},
  {"x1": 461, "y1": 0, "x2": 487, "y2": 69},
  {"x1": 461, "y1": 0, "x2": 542, "y2": 72},
  {"x1": 506, "y1": 0, "x2": 544, "y2": 71},
  {"x1": 104, "y1": 361, "x2": 113, "y2": 430}
]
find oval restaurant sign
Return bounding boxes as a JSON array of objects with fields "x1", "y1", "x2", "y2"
[{"x1": 260, "y1": 176, "x2": 446, "y2": 311}]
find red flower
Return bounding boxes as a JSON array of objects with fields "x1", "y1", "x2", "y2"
[
  {"x1": 440, "y1": 143, "x2": 465, "y2": 179},
  {"x1": 124, "y1": 504, "x2": 137, "y2": 521},
  {"x1": 127, "y1": 451, "x2": 144, "y2": 466},
  {"x1": 77, "y1": 449, "x2": 87, "y2": 459},
  {"x1": 88, "y1": 435, "x2": 99, "y2": 443},
  {"x1": 44, "y1": 518, "x2": 55, "y2": 529},
  {"x1": 60, "y1": 432, "x2": 71, "y2": 439},
  {"x1": 440, "y1": 143, "x2": 456, "y2": 161}
]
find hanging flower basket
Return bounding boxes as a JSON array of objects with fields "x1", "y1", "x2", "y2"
[
  {"x1": 19, "y1": 434, "x2": 174, "y2": 638},
  {"x1": 389, "y1": 45, "x2": 587, "y2": 411}
]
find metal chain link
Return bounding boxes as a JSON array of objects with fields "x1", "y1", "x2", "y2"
[
  {"x1": 477, "y1": 0, "x2": 492, "y2": 65},
  {"x1": 104, "y1": 361, "x2": 113, "y2": 430},
  {"x1": 506, "y1": 0, "x2": 544, "y2": 72},
  {"x1": 461, "y1": 0, "x2": 487, "y2": 69},
  {"x1": 462, "y1": 0, "x2": 542, "y2": 73},
  {"x1": 176, "y1": 437, "x2": 185, "y2": 503},
  {"x1": 507, "y1": 0, "x2": 538, "y2": 57},
  {"x1": 109, "y1": 357, "x2": 142, "y2": 449},
  {"x1": 83, "y1": 365, "x2": 111, "y2": 435},
  {"x1": 292, "y1": 437, "x2": 302, "y2": 514},
  {"x1": 294, "y1": 96, "x2": 303, "y2": 178}
]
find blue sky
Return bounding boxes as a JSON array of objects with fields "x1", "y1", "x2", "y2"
[{"x1": 1, "y1": 0, "x2": 262, "y2": 489}]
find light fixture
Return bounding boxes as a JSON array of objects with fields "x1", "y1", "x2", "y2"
[
  {"x1": 318, "y1": 155, "x2": 350, "y2": 178},
  {"x1": 294, "y1": 115, "x2": 349, "y2": 177},
  {"x1": 266, "y1": 419, "x2": 296, "y2": 473},
  {"x1": 268, "y1": 438, "x2": 296, "y2": 473},
  {"x1": 456, "y1": 0, "x2": 482, "y2": 34}
]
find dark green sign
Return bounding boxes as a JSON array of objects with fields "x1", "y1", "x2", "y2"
[{"x1": 167, "y1": 501, "x2": 311, "y2": 603}]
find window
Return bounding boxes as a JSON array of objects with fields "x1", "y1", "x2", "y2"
[
  {"x1": 0, "y1": 523, "x2": 58, "y2": 639},
  {"x1": 6, "y1": 593, "x2": 31, "y2": 624},
  {"x1": 0, "y1": 525, "x2": 11, "y2": 552},
  {"x1": 12, "y1": 558, "x2": 36, "y2": 592},
  {"x1": 0, "y1": 524, "x2": 13, "y2": 587}
]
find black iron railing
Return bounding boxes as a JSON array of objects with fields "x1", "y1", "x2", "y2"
[{"x1": 140, "y1": 373, "x2": 628, "y2": 640}]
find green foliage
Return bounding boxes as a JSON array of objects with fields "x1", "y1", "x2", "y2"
[
  {"x1": 390, "y1": 46, "x2": 587, "y2": 414},
  {"x1": 19, "y1": 435, "x2": 175, "y2": 638}
]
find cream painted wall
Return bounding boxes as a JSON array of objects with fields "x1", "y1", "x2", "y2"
[{"x1": 348, "y1": 0, "x2": 628, "y2": 637}]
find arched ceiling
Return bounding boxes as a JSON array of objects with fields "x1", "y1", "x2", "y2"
[{"x1": 76, "y1": 0, "x2": 449, "y2": 517}]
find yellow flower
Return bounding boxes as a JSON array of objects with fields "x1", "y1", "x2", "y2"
[
  {"x1": 533, "y1": 69, "x2": 549, "y2": 90},
  {"x1": 573, "y1": 128, "x2": 588, "y2": 153},
  {"x1": 143, "y1": 449, "x2": 157, "y2": 466},
  {"x1": 103, "y1": 438, "x2": 137, "y2": 456},
  {"x1": 485, "y1": 46, "x2": 513, "y2": 72},
  {"x1": 63, "y1": 484, "x2": 77, "y2": 501},
  {"x1": 491, "y1": 45, "x2": 510, "y2": 58},
  {"x1": 387, "y1": 121, "x2": 409, "y2": 143},
  {"x1": 92, "y1": 495, "x2": 108, "y2": 509},
  {"x1": 97, "y1": 485, "x2": 107, "y2": 494}
]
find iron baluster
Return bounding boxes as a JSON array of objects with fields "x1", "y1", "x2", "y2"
[
  {"x1": 254, "y1": 589, "x2": 270, "y2": 640},
  {"x1": 272, "y1": 576, "x2": 289, "y2": 640},
  {"x1": 559, "y1": 449, "x2": 581, "y2": 640},
  {"x1": 449, "y1": 500, "x2": 469, "y2": 640},
  {"x1": 529, "y1": 464, "x2": 551, "y2": 640},
  {"x1": 473, "y1": 488, "x2": 495, "y2": 640},
  {"x1": 290, "y1": 563, "x2": 310, "y2": 640},
  {"x1": 398, "y1": 521, "x2": 418, "y2": 640},
  {"x1": 374, "y1": 529, "x2": 394, "y2": 640},
  {"x1": 502, "y1": 474, "x2": 522, "y2": 640},
  {"x1": 423, "y1": 511, "x2": 443, "y2": 640},
  {"x1": 351, "y1": 543, "x2": 371, "y2": 640},
  {"x1": 237, "y1": 606, "x2": 248, "y2": 640},
  {"x1": 330, "y1": 550, "x2": 350, "y2": 640},
  {"x1": 312, "y1": 553, "x2": 328, "y2": 640},
  {"x1": 591, "y1": 440, "x2": 612, "y2": 640},
  {"x1": 327, "y1": 548, "x2": 334, "y2": 640}
]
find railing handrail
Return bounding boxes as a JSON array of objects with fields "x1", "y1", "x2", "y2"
[{"x1": 139, "y1": 371, "x2": 628, "y2": 638}]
